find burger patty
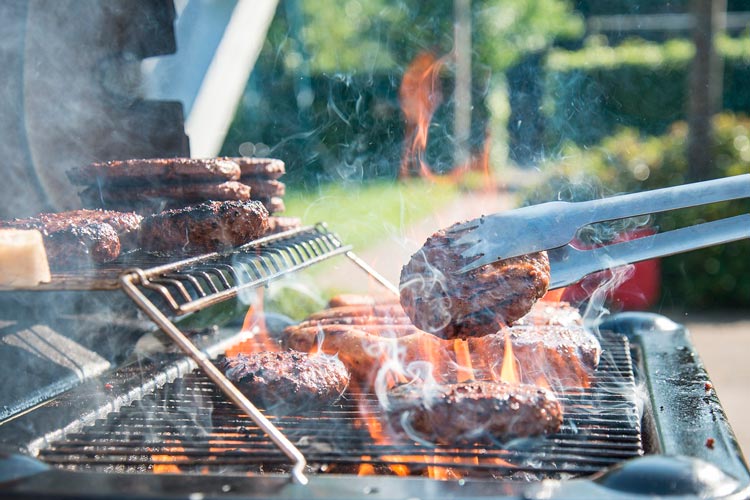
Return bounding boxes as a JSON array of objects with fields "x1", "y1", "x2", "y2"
[
  {"x1": 219, "y1": 350, "x2": 350, "y2": 411},
  {"x1": 41, "y1": 223, "x2": 121, "y2": 269},
  {"x1": 238, "y1": 179, "x2": 285, "y2": 199},
  {"x1": 282, "y1": 300, "x2": 599, "y2": 390},
  {"x1": 80, "y1": 181, "x2": 252, "y2": 211},
  {"x1": 266, "y1": 216, "x2": 302, "y2": 235},
  {"x1": 386, "y1": 381, "x2": 563, "y2": 445},
  {"x1": 399, "y1": 223, "x2": 551, "y2": 339},
  {"x1": 468, "y1": 324, "x2": 601, "y2": 388},
  {"x1": 66, "y1": 157, "x2": 241, "y2": 185},
  {"x1": 0, "y1": 209, "x2": 143, "y2": 268},
  {"x1": 233, "y1": 157, "x2": 286, "y2": 179},
  {"x1": 139, "y1": 200, "x2": 269, "y2": 255}
]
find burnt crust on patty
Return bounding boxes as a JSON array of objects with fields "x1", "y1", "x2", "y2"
[
  {"x1": 80, "y1": 180, "x2": 252, "y2": 206},
  {"x1": 399, "y1": 223, "x2": 551, "y2": 339},
  {"x1": 231, "y1": 157, "x2": 286, "y2": 179},
  {"x1": 138, "y1": 200, "x2": 269, "y2": 255},
  {"x1": 219, "y1": 350, "x2": 349, "y2": 412},
  {"x1": 67, "y1": 157, "x2": 241, "y2": 185},
  {"x1": 386, "y1": 381, "x2": 563, "y2": 445}
]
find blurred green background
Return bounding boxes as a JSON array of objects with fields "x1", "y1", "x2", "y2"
[{"x1": 221, "y1": 0, "x2": 750, "y2": 310}]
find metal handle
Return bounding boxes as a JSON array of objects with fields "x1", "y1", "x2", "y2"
[
  {"x1": 119, "y1": 270, "x2": 309, "y2": 485},
  {"x1": 578, "y1": 174, "x2": 750, "y2": 225},
  {"x1": 549, "y1": 214, "x2": 750, "y2": 289}
]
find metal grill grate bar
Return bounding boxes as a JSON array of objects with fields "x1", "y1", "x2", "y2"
[{"x1": 38, "y1": 333, "x2": 643, "y2": 479}]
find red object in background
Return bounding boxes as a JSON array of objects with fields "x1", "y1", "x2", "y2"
[{"x1": 558, "y1": 228, "x2": 661, "y2": 311}]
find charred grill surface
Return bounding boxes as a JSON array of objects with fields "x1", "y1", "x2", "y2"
[
  {"x1": 399, "y1": 224, "x2": 551, "y2": 339},
  {"x1": 386, "y1": 381, "x2": 563, "y2": 445},
  {"x1": 219, "y1": 350, "x2": 350, "y2": 412},
  {"x1": 31, "y1": 332, "x2": 640, "y2": 479},
  {"x1": 138, "y1": 200, "x2": 269, "y2": 255}
]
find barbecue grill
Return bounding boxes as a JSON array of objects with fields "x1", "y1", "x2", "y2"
[
  {"x1": 2, "y1": 2, "x2": 749, "y2": 498},
  {"x1": 0, "y1": 223, "x2": 748, "y2": 499}
]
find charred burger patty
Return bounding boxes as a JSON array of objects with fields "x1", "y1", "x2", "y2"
[
  {"x1": 219, "y1": 350, "x2": 350, "y2": 412},
  {"x1": 399, "y1": 223, "x2": 551, "y2": 339},
  {"x1": 387, "y1": 380, "x2": 563, "y2": 445}
]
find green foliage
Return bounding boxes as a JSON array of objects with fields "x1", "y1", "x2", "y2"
[
  {"x1": 298, "y1": 0, "x2": 583, "y2": 73},
  {"x1": 533, "y1": 114, "x2": 750, "y2": 309},
  {"x1": 222, "y1": 1, "x2": 583, "y2": 183},
  {"x1": 544, "y1": 36, "x2": 750, "y2": 147}
]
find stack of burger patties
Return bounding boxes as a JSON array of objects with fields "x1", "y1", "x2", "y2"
[{"x1": 68, "y1": 157, "x2": 300, "y2": 234}]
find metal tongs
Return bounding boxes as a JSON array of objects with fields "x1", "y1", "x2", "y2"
[{"x1": 451, "y1": 174, "x2": 750, "y2": 289}]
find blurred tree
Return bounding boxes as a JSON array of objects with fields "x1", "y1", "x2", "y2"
[{"x1": 222, "y1": 0, "x2": 583, "y2": 184}]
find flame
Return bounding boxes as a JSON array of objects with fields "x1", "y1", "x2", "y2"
[
  {"x1": 151, "y1": 440, "x2": 187, "y2": 474},
  {"x1": 226, "y1": 288, "x2": 277, "y2": 356},
  {"x1": 399, "y1": 51, "x2": 446, "y2": 180},
  {"x1": 358, "y1": 459, "x2": 376, "y2": 476},
  {"x1": 453, "y1": 339, "x2": 474, "y2": 382},
  {"x1": 498, "y1": 332, "x2": 520, "y2": 384}
]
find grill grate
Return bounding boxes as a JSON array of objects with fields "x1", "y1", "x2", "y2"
[{"x1": 37, "y1": 333, "x2": 642, "y2": 479}]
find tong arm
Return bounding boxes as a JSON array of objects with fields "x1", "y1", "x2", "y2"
[
  {"x1": 575, "y1": 173, "x2": 750, "y2": 226},
  {"x1": 455, "y1": 174, "x2": 750, "y2": 272},
  {"x1": 548, "y1": 213, "x2": 750, "y2": 289}
]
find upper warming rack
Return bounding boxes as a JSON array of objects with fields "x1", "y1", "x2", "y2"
[{"x1": 121, "y1": 223, "x2": 353, "y2": 316}]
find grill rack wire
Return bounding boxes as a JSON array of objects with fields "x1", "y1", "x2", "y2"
[
  {"x1": 37, "y1": 334, "x2": 643, "y2": 479},
  {"x1": 118, "y1": 223, "x2": 397, "y2": 484}
]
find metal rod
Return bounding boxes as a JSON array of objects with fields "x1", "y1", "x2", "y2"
[
  {"x1": 175, "y1": 244, "x2": 352, "y2": 314},
  {"x1": 119, "y1": 270, "x2": 309, "y2": 485},
  {"x1": 345, "y1": 250, "x2": 400, "y2": 296}
]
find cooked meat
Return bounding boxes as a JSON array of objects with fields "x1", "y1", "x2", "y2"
[
  {"x1": 283, "y1": 325, "x2": 455, "y2": 389},
  {"x1": 80, "y1": 180, "x2": 252, "y2": 206},
  {"x1": 219, "y1": 350, "x2": 349, "y2": 412},
  {"x1": 399, "y1": 223, "x2": 551, "y2": 339},
  {"x1": 386, "y1": 381, "x2": 563, "y2": 445},
  {"x1": 255, "y1": 196, "x2": 286, "y2": 214},
  {"x1": 0, "y1": 209, "x2": 141, "y2": 268},
  {"x1": 66, "y1": 157, "x2": 241, "y2": 185},
  {"x1": 513, "y1": 301, "x2": 583, "y2": 327},
  {"x1": 42, "y1": 223, "x2": 121, "y2": 269},
  {"x1": 327, "y1": 294, "x2": 379, "y2": 308},
  {"x1": 294, "y1": 316, "x2": 414, "y2": 330},
  {"x1": 139, "y1": 200, "x2": 269, "y2": 255},
  {"x1": 266, "y1": 216, "x2": 302, "y2": 235},
  {"x1": 468, "y1": 324, "x2": 601, "y2": 388},
  {"x1": 237, "y1": 179, "x2": 285, "y2": 199},
  {"x1": 283, "y1": 299, "x2": 599, "y2": 390},
  {"x1": 307, "y1": 303, "x2": 408, "y2": 321},
  {"x1": 3, "y1": 209, "x2": 141, "y2": 250},
  {"x1": 232, "y1": 157, "x2": 286, "y2": 179}
]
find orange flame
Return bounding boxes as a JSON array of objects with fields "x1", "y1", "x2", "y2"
[
  {"x1": 151, "y1": 440, "x2": 187, "y2": 474},
  {"x1": 399, "y1": 51, "x2": 446, "y2": 180},
  {"x1": 499, "y1": 332, "x2": 520, "y2": 384},
  {"x1": 226, "y1": 288, "x2": 277, "y2": 357},
  {"x1": 453, "y1": 339, "x2": 474, "y2": 382}
]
